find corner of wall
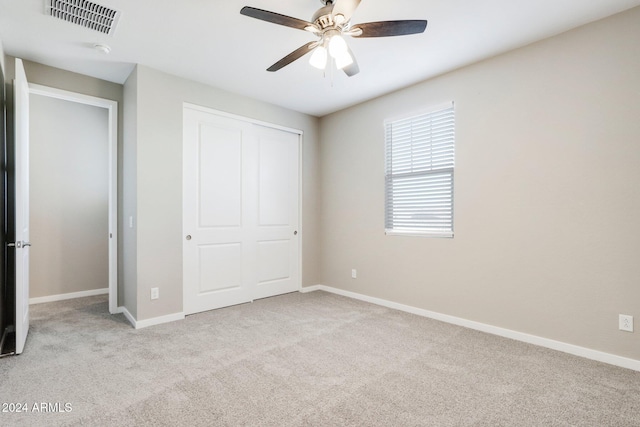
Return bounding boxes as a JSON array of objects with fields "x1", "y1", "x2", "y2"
[
  {"x1": 121, "y1": 65, "x2": 138, "y2": 319},
  {"x1": 0, "y1": 38, "x2": 5, "y2": 76}
]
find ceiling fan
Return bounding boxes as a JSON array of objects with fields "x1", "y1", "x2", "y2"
[{"x1": 240, "y1": 0, "x2": 428, "y2": 77}]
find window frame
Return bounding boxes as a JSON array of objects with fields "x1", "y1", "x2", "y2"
[{"x1": 384, "y1": 102, "x2": 455, "y2": 238}]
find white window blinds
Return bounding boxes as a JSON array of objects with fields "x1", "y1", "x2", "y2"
[{"x1": 385, "y1": 103, "x2": 455, "y2": 237}]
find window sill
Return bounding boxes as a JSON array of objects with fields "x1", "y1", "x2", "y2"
[{"x1": 385, "y1": 229, "x2": 454, "y2": 239}]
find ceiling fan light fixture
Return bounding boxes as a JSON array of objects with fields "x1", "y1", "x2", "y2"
[
  {"x1": 328, "y1": 34, "x2": 348, "y2": 58},
  {"x1": 239, "y1": 2, "x2": 427, "y2": 78},
  {"x1": 309, "y1": 46, "x2": 328, "y2": 69},
  {"x1": 335, "y1": 50, "x2": 354, "y2": 70}
]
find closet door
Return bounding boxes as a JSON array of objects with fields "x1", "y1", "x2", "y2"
[
  {"x1": 253, "y1": 125, "x2": 299, "y2": 300},
  {"x1": 183, "y1": 107, "x2": 300, "y2": 315},
  {"x1": 183, "y1": 110, "x2": 253, "y2": 314}
]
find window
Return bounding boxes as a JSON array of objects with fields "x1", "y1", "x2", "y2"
[{"x1": 384, "y1": 103, "x2": 455, "y2": 237}]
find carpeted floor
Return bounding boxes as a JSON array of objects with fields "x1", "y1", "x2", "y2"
[{"x1": 0, "y1": 291, "x2": 638, "y2": 426}]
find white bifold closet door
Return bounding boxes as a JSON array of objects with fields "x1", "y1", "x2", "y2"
[{"x1": 183, "y1": 106, "x2": 300, "y2": 315}]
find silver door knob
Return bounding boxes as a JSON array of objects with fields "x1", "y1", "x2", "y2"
[
  {"x1": 186, "y1": 235, "x2": 192, "y2": 241},
  {"x1": 293, "y1": 231, "x2": 298, "y2": 235}
]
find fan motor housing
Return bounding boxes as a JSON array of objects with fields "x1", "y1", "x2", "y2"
[{"x1": 312, "y1": 5, "x2": 335, "y2": 29}]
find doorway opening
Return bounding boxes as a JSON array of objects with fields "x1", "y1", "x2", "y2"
[{"x1": 28, "y1": 84, "x2": 118, "y2": 314}]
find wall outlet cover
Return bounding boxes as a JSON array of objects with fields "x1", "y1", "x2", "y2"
[{"x1": 619, "y1": 314, "x2": 633, "y2": 332}]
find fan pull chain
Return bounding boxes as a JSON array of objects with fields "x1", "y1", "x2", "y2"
[{"x1": 329, "y1": 56, "x2": 335, "y2": 87}]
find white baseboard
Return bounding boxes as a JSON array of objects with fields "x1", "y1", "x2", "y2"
[
  {"x1": 29, "y1": 288, "x2": 108, "y2": 305},
  {"x1": 119, "y1": 306, "x2": 137, "y2": 328},
  {"x1": 136, "y1": 312, "x2": 185, "y2": 329},
  {"x1": 302, "y1": 285, "x2": 640, "y2": 372},
  {"x1": 118, "y1": 307, "x2": 185, "y2": 330},
  {"x1": 300, "y1": 285, "x2": 322, "y2": 293},
  {"x1": 110, "y1": 306, "x2": 124, "y2": 315}
]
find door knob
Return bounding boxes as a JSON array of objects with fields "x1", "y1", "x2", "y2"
[
  {"x1": 186, "y1": 235, "x2": 192, "y2": 241},
  {"x1": 293, "y1": 230, "x2": 298, "y2": 235}
]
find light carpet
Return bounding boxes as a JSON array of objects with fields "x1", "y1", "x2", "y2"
[{"x1": 0, "y1": 291, "x2": 638, "y2": 426}]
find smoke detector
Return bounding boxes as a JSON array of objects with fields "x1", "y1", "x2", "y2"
[
  {"x1": 93, "y1": 43, "x2": 111, "y2": 54},
  {"x1": 45, "y1": 0, "x2": 121, "y2": 35}
]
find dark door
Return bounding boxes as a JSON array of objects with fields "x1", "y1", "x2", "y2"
[{"x1": 0, "y1": 63, "x2": 12, "y2": 355}]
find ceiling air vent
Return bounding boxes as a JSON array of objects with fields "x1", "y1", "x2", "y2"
[{"x1": 45, "y1": 0, "x2": 121, "y2": 35}]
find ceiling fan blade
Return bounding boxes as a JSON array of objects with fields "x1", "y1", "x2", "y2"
[
  {"x1": 240, "y1": 6, "x2": 314, "y2": 31},
  {"x1": 343, "y1": 46, "x2": 360, "y2": 77},
  {"x1": 331, "y1": 0, "x2": 361, "y2": 23},
  {"x1": 351, "y1": 20, "x2": 428, "y2": 37},
  {"x1": 267, "y1": 42, "x2": 317, "y2": 72}
]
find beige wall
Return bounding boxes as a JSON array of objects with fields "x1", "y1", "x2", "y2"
[
  {"x1": 29, "y1": 94, "x2": 109, "y2": 298},
  {"x1": 318, "y1": 8, "x2": 640, "y2": 360},
  {"x1": 0, "y1": 38, "x2": 5, "y2": 75},
  {"x1": 126, "y1": 65, "x2": 320, "y2": 321},
  {"x1": 122, "y1": 67, "x2": 138, "y2": 317}
]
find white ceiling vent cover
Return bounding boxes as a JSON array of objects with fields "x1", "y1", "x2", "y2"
[{"x1": 45, "y1": 0, "x2": 120, "y2": 35}]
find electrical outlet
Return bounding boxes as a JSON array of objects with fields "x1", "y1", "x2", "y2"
[
  {"x1": 619, "y1": 314, "x2": 633, "y2": 332},
  {"x1": 151, "y1": 287, "x2": 159, "y2": 300},
  {"x1": 351, "y1": 269, "x2": 357, "y2": 279}
]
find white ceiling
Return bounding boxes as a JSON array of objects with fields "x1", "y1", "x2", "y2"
[{"x1": 1, "y1": 0, "x2": 639, "y2": 117}]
